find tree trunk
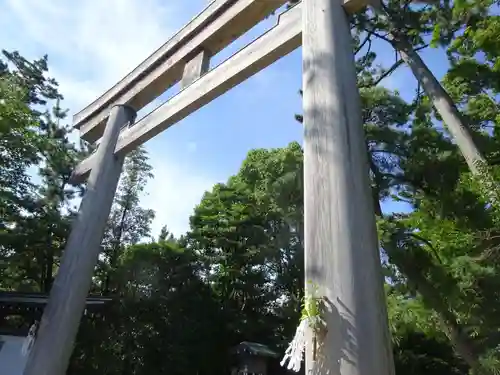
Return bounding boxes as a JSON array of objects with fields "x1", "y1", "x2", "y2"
[
  {"x1": 103, "y1": 203, "x2": 130, "y2": 294},
  {"x1": 368, "y1": 154, "x2": 383, "y2": 216},
  {"x1": 392, "y1": 250, "x2": 482, "y2": 372},
  {"x1": 387, "y1": 31, "x2": 499, "y2": 210},
  {"x1": 391, "y1": 33, "x2": 484, "y2": 169},
  {"x1": 41, "y1": 224, "x2": 54, "y2": 293},
  {"x1": 382, "y1": 235, "x2": 482, "y2": 371},
  {"x1": 43, "y1": 246, "x2": 54, "y2": 293},
  {"x1": 410, "y1": 270, "x2": 481, "y2": 372}
]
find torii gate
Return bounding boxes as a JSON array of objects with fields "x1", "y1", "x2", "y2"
[{"x1": 23, "y1": 1, "x2": 395, "y2": 375}]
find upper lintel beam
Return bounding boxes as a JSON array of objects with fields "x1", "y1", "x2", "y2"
[
  {"x1": 73, "y1": 0, "x2": 235, "y2": 129},
  {"x1": 71, "y1": 0, "x2": 376, "y2": 181},
  {"x1": 73, "y1": 0, "x2": 288, "y2": 143},
  {"x1": 71, "y1": 2, "x2": 303, "y2": 182}
]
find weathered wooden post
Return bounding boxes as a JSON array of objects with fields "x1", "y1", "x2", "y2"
[
  {"x1": 302, "y1": 1, "x2": 395, "y2": 375},
  {"x1": 23, "y1": 105, "x2": 136, "y2": 375}
]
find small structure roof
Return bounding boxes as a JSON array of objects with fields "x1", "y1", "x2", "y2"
[
  {"x1": 0, "y1": 291, "x2": 111, "y2": 307},
  {"x1": 0, "y1": 291, "x2": 113, "y2": 336}
]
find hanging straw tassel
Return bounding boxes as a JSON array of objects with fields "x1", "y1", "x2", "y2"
[{"x1": 280, "y1": 318, "x2": 310, "y2": 372}]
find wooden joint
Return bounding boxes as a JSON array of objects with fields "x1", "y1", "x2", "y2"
[{"x1": 181, "y1": 49, "x2": 211, "y2": 89}]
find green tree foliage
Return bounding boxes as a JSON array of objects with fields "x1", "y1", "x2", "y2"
[
  {"x1": 70, "y1": 241, "x2": 226, "y2": 375},
  {"x1": 99, "y1": 146, "x2": 155, "y2": 294},
  {"x1": 187, "y1": 142, "x2": 467, "y2": 375},
  {"x1": 0, "y1": 75, "x2": 39, "y2": 229},
  {"x1": 0, "y1": 50, "x2": 88, "y2": 292},
  {"x1": 188, "y1": 143, "x2": 304, "y2": 348}
]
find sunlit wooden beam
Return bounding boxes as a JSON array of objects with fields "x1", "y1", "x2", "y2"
[
  {"x1": 71, "y1": 2, "x2": 302, "y2": 182},
  {"x1": 72, "y1": 0, "x2": 376, "y2": 181},
  {"x1": 73, "y1": 0, "x2": 288, "y2": 143}
]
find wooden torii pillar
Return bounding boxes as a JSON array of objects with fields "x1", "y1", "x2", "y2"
[{"x1": 23, "y1": 1, "x2": 394, "y2": 375}]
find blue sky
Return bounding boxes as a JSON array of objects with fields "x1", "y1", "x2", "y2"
[{"x1": 0, "y1": 0, "x2": 451, "y2": 236}]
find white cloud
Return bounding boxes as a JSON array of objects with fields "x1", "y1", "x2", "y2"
[
  {"x1": 145, "y1": 155, "x2": 219, "y2": 238},
  {"x1": 0, "y1": 0, "x2": 214, "y2": 237},
  {"x1": 2, "y1": 0, "x2": 184, "y2": 108}
]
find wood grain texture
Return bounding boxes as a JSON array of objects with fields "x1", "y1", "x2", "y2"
[
  {"x1": 73, "y1": 0, "x2": 372, "y2": 143},
  {"x1": 74, "y1": 0, "x2": 287, "y2": 143},
  {"x1": 23, "y1": 105, "x2": 136, "y2": 375},
  {"x1": 71, "y1": 3, "x2": 302, "y2": 182},
  {"x1": 302, "y1": 1, "x2": 395, "y2": 375},
  {"x1": 181, "y1": 49, "x2": 211, "y2": 89},
  {"x1": 72, "y1": 0, "x2": 234, "y2": 128}
]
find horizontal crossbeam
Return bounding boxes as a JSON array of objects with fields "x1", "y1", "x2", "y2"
[
  {"x1": 72, "y1": 0, "x2": 373, "y2": 181},
  {"x1": 71, "y1": 2, "x2": 302, "y2": 182},
  {"x1": 73, "y1": 0, "x2": 288, "y2": 143}
]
